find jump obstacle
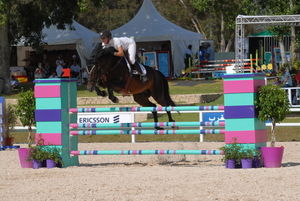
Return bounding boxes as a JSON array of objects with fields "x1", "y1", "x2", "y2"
[{"x1": 34, "y1": 73, "x2": 267, "y2": 167}]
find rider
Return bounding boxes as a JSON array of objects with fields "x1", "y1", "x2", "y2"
[{"x1": 100, "y1": 30, "x2": 147, "y2": 81}]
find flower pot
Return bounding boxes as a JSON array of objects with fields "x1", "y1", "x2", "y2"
[
  {"x1": 241, "y1": 158, "x2": 253, "y2": 169},
  {"x1": 252, "y1": 157, "x2": 262, "y2": 168},
  {"x1": 261, "y1": 146, "x2": 284, "y2": 168},
  {"x1": 32, "y1": 160, "x2": 43, "y2": 169},
  {"x1": 17, "y1": 148, "x2": 33, "y2": 168},
  {"x1": 226, "y1": 159, "x2": 236, "y2": 169},
  {"x1": 46, "y1": 159, "x2": 56, "y2": 168}
]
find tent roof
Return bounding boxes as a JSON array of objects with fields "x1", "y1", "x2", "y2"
[
  {"x1": 112, "y1": 0, "x2": 203, "y2": 41},
  {"x1": 41, "y1": 20, "x2": 99, "y2": 45}
]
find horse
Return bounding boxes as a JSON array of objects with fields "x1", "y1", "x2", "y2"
[{"x1": 86, "y1": 47, "x2": 176, "y2": 128}]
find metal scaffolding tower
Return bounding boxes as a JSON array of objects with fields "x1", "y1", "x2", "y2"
[{"x1": 235, "y1": 15, "x2": 300, "y2": 72}]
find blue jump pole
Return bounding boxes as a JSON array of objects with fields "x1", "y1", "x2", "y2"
[
  {"x1": 71, "y1": 149, "x2": 224, "y2": 155},
  {"x1": 70, "y1": 121, "x2": 225, "y2": 129},
  {"x1": 70, "y1": 106, "x2": 224, "y2": 113},
  {"x1": 70, "y1": 129, "x2": 225, "y2": 135}
]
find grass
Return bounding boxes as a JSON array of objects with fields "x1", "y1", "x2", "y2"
[{"x1": 3, "y1": 79, "x2": 224, "y2": 99}]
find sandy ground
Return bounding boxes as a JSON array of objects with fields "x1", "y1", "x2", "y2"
[{"x1": 0, "y1": 142, "x2": 300, "y2": 201}]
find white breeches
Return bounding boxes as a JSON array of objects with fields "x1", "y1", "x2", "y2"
[{"x1": 127, "y1": 41, "x2": 136, "y2": 64}]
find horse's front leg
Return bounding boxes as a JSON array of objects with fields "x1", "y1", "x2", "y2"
[
  {"x1": 95, "y1": 86, "x2": 107, "y2": 97},
  {"x1": 107, "y1": 88, "x2": 119, "y2": 103},
  {"x1": 152, "y1": 111, "x2": 164, "y2": 130}
]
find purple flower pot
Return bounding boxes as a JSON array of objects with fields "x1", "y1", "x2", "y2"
[
  {"x1": 252, "y1": 157, "x2": 262, "y2": 168},
  {"x1": 241, "y1": 158, "x2": 253, "y2": 169},
  {"x1": 46, "y1": 159, "x2": 56, "y2": 168},
  {"x1": 32, "y1": 160, "x2": 43, "y2": 169},
  {"x1": 226, "y1": 159, "x2": 236, "y2": 169}
]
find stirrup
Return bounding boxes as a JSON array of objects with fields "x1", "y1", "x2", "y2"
[{"x1": 141, "y1": 75, "x2": 148, "y2": 82}]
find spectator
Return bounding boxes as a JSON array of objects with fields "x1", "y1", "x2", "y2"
[
  {"x1": 82, "y1": 68, "x2": 88, "y2": 84},
  {"x1": 70, "y1": 61, "x2": 81, "y2": 78},
  {"x1": 206, "y1": 43, "x2": 214, "y2": 61},
  {"x1": 272, "y1": 76, "x2": 281, "y2": 86},
  {"x1": 34, "y1": 63, "x2": 44, "y2": 79},
  {"x1": 199, "y1": 45, "x2": 207, "y2": 62},
  {"x1": 295, "y1": 68, "x2": 300, "y2": 104},
  {"x1": 56, "y1": 60, "x2": 64, "y2": 77},
  {"x1": 280, "y1": 67, "x2": 293, "y2": 87},
  {"x1": 184, "y1": 44, "x2": 192, "y2": 69}
]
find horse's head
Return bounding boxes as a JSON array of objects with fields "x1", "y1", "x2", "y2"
[{"x1": 86, "y1": 46, "x2": 116, "y2": 92}]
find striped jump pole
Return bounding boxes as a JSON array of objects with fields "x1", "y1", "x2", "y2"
[
  {"x1": 70, "y1": 129, "x2": 225, "y2": 136},
  {"x1": 69, "y1": 105, "x2": 224, "y2": 113},
  {"x1": 70, "y1": 121, "x2": 225, "y2": 129},
  {"x1": 71, "y1": 149, "x2": 224, "y2": 156}
]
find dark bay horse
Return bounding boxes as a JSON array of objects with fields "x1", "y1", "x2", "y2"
[{"x1": 86, "y1": 47, "x2": 176, "y2": 127}]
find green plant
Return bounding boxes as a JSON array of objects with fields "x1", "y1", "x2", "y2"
[
  {"x1": 47, "y1": 148, "x2": 62, "y2": 164},
  {"x1": 220, "y1": 142, "x2": 242, "y2": 162},
  {"x1": 256, "y1": 84, "x2": 290, "y2": 147},
  {"x1": 292, "y1": 60, "x2": 300, "y2": 71},
  {"x1": 28, "y1": 146, "x2": 49, "y2": 162},
  {"x1": 240, "y1": 149, "x2": 255, "y2": 159},
  {"x1": 3, "y1": 104, "x2": 17, "y2": 141},
  {"x1": 14, "y1": 90, "x2": 35, "y2": 146}
]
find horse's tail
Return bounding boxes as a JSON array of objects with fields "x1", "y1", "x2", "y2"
[{"x1": 157, "y1": 71, "x2": 176, "y2": 107}]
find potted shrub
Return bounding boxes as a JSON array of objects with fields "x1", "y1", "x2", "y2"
[
  {"x1": 220, "y1": 142, "x2": 242, "y2": 169},
  {"x1": 3, "y1": 104, "x2": 17, "y2": 146},
  {"x1": 256, "y1": 84, "x2": 290, "y2": 168},
  {"x1": 15, "y1": 90, "x2": 36, "y2": 168},
  {"x1": 28, "y1": 146, "x2": 49, "y2": 169},
  {"x1": 46, "y1": 147, "x2": 62, "y2": 168},
  {"x1": 240, "y1": 149, "x2": 255, "y2": 169}
]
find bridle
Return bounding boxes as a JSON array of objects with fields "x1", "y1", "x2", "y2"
[{"x1": 86, "y1": 56, "x2": 124, "y2": 86}]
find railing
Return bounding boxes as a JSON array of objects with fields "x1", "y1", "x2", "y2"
[{"x1": 282, "y1": 87, "x2": 300, "y2": 107}]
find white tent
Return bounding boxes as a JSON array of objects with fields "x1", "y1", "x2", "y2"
[
  {"x1": 112, "y1": 0, "x2": 203, "y2": 76},
  {"x1": 40, "y1": 20, "x2": 99, "y2": 68},
  {"x1": 17, "y1": 20, "x2": 99, "y2": 68}
]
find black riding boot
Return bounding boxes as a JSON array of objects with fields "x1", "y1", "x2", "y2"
[{"x1": 131, "y1": 62, "x2": 148, "y2": 82}]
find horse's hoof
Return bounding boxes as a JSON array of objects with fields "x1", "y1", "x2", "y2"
[
  {"x1": 111, "y1": 97, "x2": 119, "y2": 103},
  {"x1": 97, "y1": 90, "x2": 107, "y2": 97}
]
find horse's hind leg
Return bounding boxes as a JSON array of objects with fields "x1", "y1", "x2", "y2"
[
  {"x1": 107, "y1": 88, "x2": 119, "y2": 103},
  {"x1": 133, "y1": 93, "x2": 163, "y2": 130},
  {"x1": 95, "y1": 86, "x2": 107, "y2": 97}
]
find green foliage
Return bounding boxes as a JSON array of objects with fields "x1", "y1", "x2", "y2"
[
  {"x1": 240, "y1": 149, "x2": 255, "y2": 159},
  {"x1": 256, "y1": 85, "x2": 290, "y2": 146},
  {"x1": 3, "y1": 104, "x2": 17, "y2": 138},
  {"x1": 293, "y1": 60, "x2": 300, "y2": 70},
  {"x1": 14, "y1": 90, "x2": 35, "y2": 146},
  {"x1": 220, "y1": 142, "x2": 242, "y2": 162},
  {"x1": 15, "y1": 90, "x2": 35, "y2": 128},
  {"x1": 256, "y1": 85, "x2": 290, "y2": 123},
  {"x1": 28, "y1": 146, "x2": 49, "y2": 162},
  {"x1": 46, "y1": 148, "x2": 62, "y2": 164}
]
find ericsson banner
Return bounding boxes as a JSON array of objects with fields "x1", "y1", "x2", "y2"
[{"x1": 77, "y1": 113, "x2": 134, "y2": 124}]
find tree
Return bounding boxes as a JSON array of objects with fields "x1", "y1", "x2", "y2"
[
  {"x1": 261, "y1": 0, "x2": 300, "y2": 64},
  {"x1": 0, "y1": 0, "x2": 81, "y2": 94},
  {"x1": 190, "y1": 0, "x2": 261, "y2": 52},
  {"x1": 14, "y1": 90, "x2": 35, "y2": 146}
]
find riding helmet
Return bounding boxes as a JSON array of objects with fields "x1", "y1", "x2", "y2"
[{"x1": 100, "y1": 30, "x2": 112, "y2": 39}]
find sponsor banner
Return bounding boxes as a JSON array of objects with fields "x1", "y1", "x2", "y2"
[
  {"x1": 77, "y1": 113, "x2": 134, "y2": 124},
  {"x1": 202, "y1": 112, "x2": 224, "y2": 122}
]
